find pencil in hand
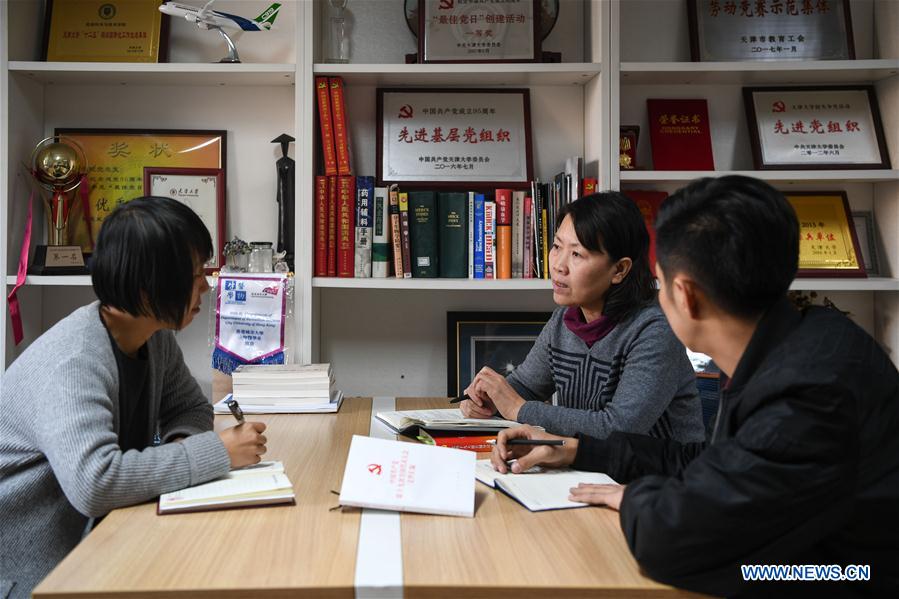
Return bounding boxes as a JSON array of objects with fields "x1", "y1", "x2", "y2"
[
  {"x1": 486, "y1": 439, "x2": 565, "y2": 446},
  {"x1": 449, "y1": 394, "x2": 470, "y2": 404}
]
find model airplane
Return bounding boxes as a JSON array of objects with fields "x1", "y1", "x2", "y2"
[{"x1": 159, "y1": 1, "x2": 281, "y2": 63}]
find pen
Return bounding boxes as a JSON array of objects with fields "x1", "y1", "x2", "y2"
[
  {"x1": 486, "y1": 439, "x2": 565, "y2": 446},
  {"x1": 225, "y1": 398, "x2": 245, "y2": 425},
  {"x1": 449, "y1": 394, "x2": 470, "y2": 404}
]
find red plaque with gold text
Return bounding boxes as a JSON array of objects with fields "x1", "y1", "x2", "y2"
[{"x1": 647, "y1": 99, "x2": 714, "y2": 170}]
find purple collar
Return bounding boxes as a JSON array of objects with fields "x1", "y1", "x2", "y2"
[{"x1": 563, "y1": 306, "x2": 616, "y2": 348}]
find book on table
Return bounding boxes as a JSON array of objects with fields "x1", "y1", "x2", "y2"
[
  {"x1": 230, "y1": 363, "x2": 338, "y2": 407},
  {"x1": 376, "y1": 408, "x2": 517, "y2": 434},
  {"x1": 158, "y1": 461, "x2": 295, "y2": 514},
  {"x1": 339, "y1": 435, "x2": 476, "y2": 517},
  {"x1": 475, "y1": 460, "x2": 617, "y2": 512},
  {"x1": 213, "y1": 390, "x2": 344, "y2": 414}
]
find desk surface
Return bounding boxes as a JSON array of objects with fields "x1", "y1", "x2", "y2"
[{"x1": 35, "y1": 397, "x2": 701, "y2": 598}]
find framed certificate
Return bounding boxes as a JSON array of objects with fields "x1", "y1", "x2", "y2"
[
  {"x1": 744, "y1": 86, "x2": 891, "y2": 170},
  {"x1": 43, "y1": 0, "x2": 168, "y2": 62},
  {"x1": 144, "y1": 167, "x2": 226, "y2": 273},
  {"x1": 786, "y1": 192, "x2": 866, "y2": 278},
  {"x1": 377, "y1": 88, "x2": 533, "y2": 187},
  {"x1": 852, "y1": 210, "x2": 881, "y2": 276},
  {"x1": 418, "y1": 0, "x2": 540, "y2": 63},
  {"x1": 687, "y1": 0, "x2": 854, "y2": 61},
  {"x1": 55, "y1": 128, "x2": 226, "y2": 254}
]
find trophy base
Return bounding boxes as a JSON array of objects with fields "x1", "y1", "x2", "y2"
[{"x1": 28, "y1": 245, "x2": 89, "y2": 276}]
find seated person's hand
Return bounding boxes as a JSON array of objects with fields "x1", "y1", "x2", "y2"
[
  {"x1": 490, "y1": 425, "x2": 577, "y2": 474},
  {"x1": 568, "y1": 483, "x2": 625, "y2": 511},
  {"x1": 219, "y1": 421, "x2": 267, "y2": 468},
  {"x1": 466, "y1": 366, "x2": 526, "y2": 420},
  {"x1": 461, "y1": 375, "x2": 498, "y2": 419}
]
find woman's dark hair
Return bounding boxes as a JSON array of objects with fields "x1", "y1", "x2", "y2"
[
  {"x1": 91, "y1": 196, "x2": 212, "y2": 325},
  {"x1": 556, "y1": 192, "x2": 656, "y2": 322}
]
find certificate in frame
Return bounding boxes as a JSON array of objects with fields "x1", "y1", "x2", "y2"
[
  {"x1": 377, "y1": 88, "x2": 533, "y2": 188},
  {"x1": 786, "y1": 191, "x2": 866, "y2": 278},
  {"x1": 744, "y1": 86, "x2": 891, "y2": 170},
  {"x1": 852, "y1": 210, "x2": 881, "y2": 276},
  {"x1": 144, "y1": 167, "x2": 226, "y2": 273}
]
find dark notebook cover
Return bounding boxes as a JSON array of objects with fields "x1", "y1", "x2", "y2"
[
  {"x1": 646, "y1": 99, "x2": 714, "y2": 170},
  {"x1": 438, "y1": 192, "x2": 468, "y2": 278},
  {"x1": 408, "y1": 191, "x2": 438, "y2": 278}
]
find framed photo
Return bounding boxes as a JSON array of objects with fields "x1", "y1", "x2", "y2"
[
  {"x1": 55, "y1": 128, "x2": 226, "y2": 254},
  {"x1": 418, "y1": 0, "x2": 540, "y2": 63},
  {"x1": 743, "y1": 86, "x2": 891, "y2": 170},
  {"x1": 43, "y1": 0, "x2": 168, "y2": 63},
  {"x1": 446, "y1": 311, "x2": 551, "y2": 396},
  {"x1": 144, "y1": 167, "x2": 226, "y2": 273},
  {"x1": 619, "y1": 125, "x2": 639, "y2": 170},
  {"x1": 786, "y1": 191, "x2": 866, "y2": 278},
  {"x1": 686, "y1": 0, "x2": 854, "y2": 62},
  {"x1": 377, "y1": 88, "x2": 533, "y2": 188},
  {"x1": 852, "y1": 210, "x2": 881, "y2": 276}
]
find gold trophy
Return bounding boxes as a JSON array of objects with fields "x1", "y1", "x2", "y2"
[{"x1": 28, "y1": 136, "x2": 89, "y2": 274}]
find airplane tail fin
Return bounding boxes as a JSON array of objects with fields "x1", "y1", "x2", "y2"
[{"x1": 254, "y1": 2, "x2": 281, "y2": 30}]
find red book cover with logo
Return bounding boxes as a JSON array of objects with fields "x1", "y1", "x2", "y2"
[
  {"x1": 329, "y1": 77, "x2": 352, "y2": 176},
  {"x1": 624, "y1": 190, "x2": 668, "y2": 276},
  {"x1": 315, "y1": 77, "x2": 338, "y2": 176},
  {"x1": 495, "y1": 189, "x2": 512, "y2": 279},
  {"x1": 327, "y1": 175, "x2": 338, "y2": 276},
  {"x1": 314, "y1": 176, "x2": 328, "y2": 276},
  {"x1": 647, "y1": 99, "x2": 714, "y2": 170},
  {"x1": 337, "y1": 175, "x2": 355, "y2": 277}
]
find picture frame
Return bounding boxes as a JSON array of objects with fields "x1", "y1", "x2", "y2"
[
  {"x1": 377, "y1": 88, "x2": 534, "y2": 188},
  {"x1": 418, "y1": 0, "x2": 541, "y2": 64},
  {"x1": 852, "y1": 210, "x2": 881, "y2": 276},
  {"x1": 144, "y1": 167, "x2": 226, "y2": 273},
  {"x1": 55, "y1": 128, "x2": 226, "y2": 255},
  {"x1": 405, "y1": 0, "x2": 560, "y2": 43},
  {"x1": 743, "y1": 85, "x2": 891, "y2": 170},
  {"x1": 686, "y1": 0, "x2": 854, "y2": 62},
  {"x1": 43, "y1": 0, "x2": 169, "y2": 63},
  {"x1": 446, "y1": 311, "x2": 552, "y2": 396},
  {"x1": 785, "y1": 191, "x2": 866, "y2": 278},
  {"x1": 619, "y1": 125, "x2": 639, "y2": 170}
]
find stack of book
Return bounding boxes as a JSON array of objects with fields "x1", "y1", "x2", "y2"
[{"x1": 215, "y1": 363, "x2": 343, "y2": 414}]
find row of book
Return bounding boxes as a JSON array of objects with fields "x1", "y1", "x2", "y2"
[
  {"x1": 315, "y1": 76, "x2": 352, "y2": 176},
  {"x1": 313, "y1": 176, "x2": 600, "y2": 279}
]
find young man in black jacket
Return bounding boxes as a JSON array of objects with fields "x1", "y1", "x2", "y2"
[{"x1": 491, "y1": 176, "x2": 899, "y2": 597}]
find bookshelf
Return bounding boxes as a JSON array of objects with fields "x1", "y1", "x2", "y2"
[{"x1": 2, "y1": 0, "x2": 897, "y2": 397}]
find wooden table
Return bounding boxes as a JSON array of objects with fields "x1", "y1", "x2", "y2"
[{"x1": 35, "y1": 398, "x2": 702, "y2": 598}]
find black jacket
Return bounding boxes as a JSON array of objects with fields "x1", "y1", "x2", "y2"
[{"x1": 573, "y1": 298, "x2": 899, "y2": 597}]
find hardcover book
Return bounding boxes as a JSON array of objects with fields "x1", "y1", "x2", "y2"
[
  {"x1": 314, "y1": 77, "x2": 337, "y2": 176},
  {"x1": 337, "y1": 175, "x2": 356, "y2": 277},
  {"x1": 473, "y1": 194, "x2": 486, "y2": 279},
  {"x1": 484, "y1": 200, "x2": 496, "y2": 280},
  {"x1": 398, "y1": 192, "x2": 413, "y2": 278},
  {"x1": 624, "y1": 190, "x2": 669, "y2": 276},
  {"x1": 329, "y1": 77, "x2": 352, "y2": 176},
  {"x1": 439, "y1": 191, "x2": 468, "y2": 278},
  {"x1": 314, "y1": 175, "x2": 328, "y2": 277},
  {"x1": 372, "y1": 187, "x2": 390, "y2": 278},
  {"x1": 354, "y1": 176, "x2": 374, "y2": 278},
  {"x1": 409, "y1": 190, "x2": 438, "y2": 278},
  {"x1": 388, "y1": 185, "x2": 404, "y2": 278},
  {"x1": 495, "y1": 189, "x2": 512, "y2": 279},
  {"x1": 511, "y1": 190, "x2": 526, "y2": 278},
  {"x1": 327, "y1": 175, "x2": 338, "y2": 276},
  {"x1": 647, "y1": 98, "x2": 714, "y2": 170}
]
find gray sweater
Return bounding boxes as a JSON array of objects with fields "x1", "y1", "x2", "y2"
[
  {"x1": 508, "y1": 304, "x2": 705, "y2": 442},
  {"x1": 0, "y1": 302, "x2": 231, "y2": 599}
]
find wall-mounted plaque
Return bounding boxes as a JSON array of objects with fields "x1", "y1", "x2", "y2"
[
  {"x1": 787, "y1": 191, "x2": 865, "y2": 278},
  {"x1": 687, "y1": 0, "x2": 854, "y2": 61}
]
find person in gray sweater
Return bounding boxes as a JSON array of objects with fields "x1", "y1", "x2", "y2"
[
  {"x1": 463, "y1": 192, "x2": 704, "y2": 443},
  {"x1": 0, "y1": 198, "x2": 268, "y2": 599}
]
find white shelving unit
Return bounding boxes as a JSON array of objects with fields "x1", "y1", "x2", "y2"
[{"x1": 3, "y1": 0, "x2": 897, "y2": 397}]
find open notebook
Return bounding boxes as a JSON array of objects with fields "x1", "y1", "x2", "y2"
[
  {"x1": 475, "y1": 460, "x2": 617, "y2": 512},
  {"x1": 376, "y1": 408, "x2": 516, "y2": 434},
  {"x1": 158, "y1": 461, "x2": 295, "y2": 514}
]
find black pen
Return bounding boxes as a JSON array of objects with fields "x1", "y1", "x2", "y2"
[
  {"x1": 225, "y1": 398, "x2": 245, "y2": 424},
  {"x1": 449, "y1": 394, "x2": 470, "y2": 404},
  {"x1": 486, "y1": 439, "x2": 565, "y2": 446}
]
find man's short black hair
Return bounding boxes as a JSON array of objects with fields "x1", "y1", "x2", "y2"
[
  {"x1": 91, "y1": 196, "x2": 212, "y2": 325},
  {"x1": 557, "y1": 191, "x2": 657, "y2": 322},
  {"x1": 655, "y1": 176, "x2": 799, "y2": 319}
]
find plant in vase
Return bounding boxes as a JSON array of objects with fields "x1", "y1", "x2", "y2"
[{"x1": 222, "y1": 236, "x2": 251, "y2": 272}]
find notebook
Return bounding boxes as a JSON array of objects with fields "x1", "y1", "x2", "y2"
[
  {"x1": 339, "y1": 435, "x2": 476, "y2": 517},
  {"x1": 376, "y1": 408, "x2": 516, "y2": 434},
  {"x1": 158, "y1": 461, "x2": 295, "y2": 514},
  {"x1": 475, "y1": 460, "x2": 617, "y2": 512},
  {"x1": 213, "y1": 390, "x2": 344, "y2": 414}
]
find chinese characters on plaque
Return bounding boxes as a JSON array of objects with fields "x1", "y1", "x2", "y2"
[
  {"x1": 787, "y1": 192, "x2": 865, "y2": 278},
  {"x1": 687, "y1": 0, "x2": 854, "y2": 61}
]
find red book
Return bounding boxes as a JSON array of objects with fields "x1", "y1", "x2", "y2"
[
  {"x1": 329, "y1": 77, "x2": 352, "y2": 176},
  {"x1": 429, "y1": 435, "x2": 496, "y2": 452},
  {"x1": 315, "y1": 77, "x2": 337, "y2": 177},
  {"x1": 646, "y1": 99, "x2": 714, "y2": 170},
  {"x1": 522, "y1": 196, "x2": 534, "y2": 279},
  {"x1": 582, "y1": 178, "x2": 598, "y2": 196},
  {"x1": 495, "y1": 189, "x2": 512, "y2": 279},
  {"x1": 337, "y1": 175, "x2": 356, "y2": 277},
  {"x1": 327, "y1": 176, "x2": 338, "y2": 276},
  {"x1": 314, "y1": 176, "x2": 328, "y2": 276},
  {"x1": 624, "y1": 190, "x2": 668, "y2": 276}
]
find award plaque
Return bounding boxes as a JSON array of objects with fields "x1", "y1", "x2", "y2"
[
  {"x1": 419, "y1": 0, "x2": 540, "y2": 63},
  {"x1": 377, "y1": 88, "x2": 533, "y2": 187},
  {"x1": 852, "y1": 211, "x2": 881, "y2": 276},
  {"x1": 144, "y1": 167, "x2": 226, "y2": 273},
  {"x1": 646, "y1": 99, "x2": 714, "y2": 170},
  {"x1": 786, "y1": 192, "x2": 866, "y2": 278},
  {"x1": 744, "y1": 86, "x2": 891, "y2": 170},
  {"x1": 43, "y1": 0, "x2": 168, "y2": 63},
  {"x1": 687, "y1": 0, "x2": 854, "y2": 61},
  {"x1": 619, "y1": 125, "x2": 639, "y2": 170}
]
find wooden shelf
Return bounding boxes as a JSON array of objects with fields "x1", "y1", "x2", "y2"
[
  {"x1": 620, "y1": 170, "x2": 899, "y2": 183},
  {"x1": 8, "y1": 62, "x2": 297, "y2": 86},
  {"x1": 620, "y1": 59, "x2": 899, "y2": 85},
  {"x1": 312, "y1": 63, "x2": 602, "y2": 86},
  {"x1": 5, "y1": 275, "x2": 217, "y2": 287}
]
